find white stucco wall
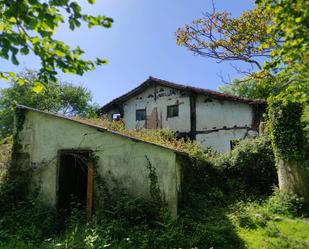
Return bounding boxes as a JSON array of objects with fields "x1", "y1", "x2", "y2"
[
  {"x1": 103, "y1": 85, "x2": 259, "y2": 153},
  {"x1": 194, "y1": 96, "x2": 257, "y2": 152},
  {"x1": 196, "y1": 129, "x2": 257, "y2": 153},
  {"x1": 19, "y1": 110, "x2": 182, "y2": 216},
  {"x1": 123, "y1": 85, "x2": 191, "y2": 132},
  {"x1": 195, "y1": 96, "x2": 253, "y2": 131}
]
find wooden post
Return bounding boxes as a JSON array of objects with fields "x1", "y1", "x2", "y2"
[{"x1": 86, "y1": 162, "x2": 93, "y2": 220}]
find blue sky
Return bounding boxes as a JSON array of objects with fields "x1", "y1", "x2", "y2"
[{"x1": 0, "y1": 0, "x2": 256, "y2": 105}]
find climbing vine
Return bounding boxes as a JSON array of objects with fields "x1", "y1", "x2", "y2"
[
  {"x1": 14, "y1": 107, "x2": 26, "y2": 133},
  {"x1": 269, "y1": 95, "x2": 307, "y2": 161},
  {"x1": 145, "y1": 155, "x2": 163, "y2": 205},
  {"x1": 11, "y1": 107, "x2": 28, "y2": 168}
]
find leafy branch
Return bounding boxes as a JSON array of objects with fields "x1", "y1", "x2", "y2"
[
  {"x1": 0, "y1": 0, "x2": 113, "y2": 88},
  {"x1": 176, "y1": 3, "x2": 279, "y2": 71}
]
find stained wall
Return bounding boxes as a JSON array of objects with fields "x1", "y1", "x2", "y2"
[{"x1": 14, "y1": 109, "x2": 182, "y2": 216}]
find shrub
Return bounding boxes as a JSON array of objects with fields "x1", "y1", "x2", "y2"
[
  {"x1": 0, "y1": 199, "x2": 59, "y2": 245},
  {"x1": 265, "y1": 188, "x2": 308, "y2": 217},
  {"x1": 229, "y1": 201, "x2": 272, "y2": 230},
  {"x1": 180, "y1": 155, "x2": 228, "y2": 210},
  {"x1": 221, "y1": 136, "x2": 277, "y2": 195}
]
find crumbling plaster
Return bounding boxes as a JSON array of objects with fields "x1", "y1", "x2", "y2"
[
  {"x1": 123, "y1": 85, "x2": 191, "y2": 132},
  {"x1": 195, "y1": 96, "x2": 253, "y2": 130},
  {"x1": 195, "y1": 96, "x2": 258, "y2": 152},
  {"x1": 106, "y1": 84, "x2": 260, "y2": 153}
]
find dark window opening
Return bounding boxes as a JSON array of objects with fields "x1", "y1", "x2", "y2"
[
  {"x1": 112, "y1": 113, "x2": 121, "y2": 121},
  {"x1": 167, "y1": 105, "x2": 179, "y2": 118},
  {"x1": 57, "y1": 150, "x2": 92, "y2": 219},
  {"x1": 136, "y1": 109, "x2": 146, "y2": 121},
  {"x1": 230, "y1": 139, "x2": 240, "y2": 150}
]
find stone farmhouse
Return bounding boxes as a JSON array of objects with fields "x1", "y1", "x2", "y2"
[{"x1": 99, "y1": 77, "x2": 266, "y2": 153}]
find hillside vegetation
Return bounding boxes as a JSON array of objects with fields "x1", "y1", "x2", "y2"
[{"x1": 0, "y1": 130, "x2": 308, "y2": 249}]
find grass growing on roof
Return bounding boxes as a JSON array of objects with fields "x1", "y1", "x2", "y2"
[{"x1": 70, "y1": 116, "x2": 207, "y2": 157}]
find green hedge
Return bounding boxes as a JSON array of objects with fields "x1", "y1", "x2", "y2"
[{"x1": 215, "y1": 136, "x2": 277, "y2": 195}]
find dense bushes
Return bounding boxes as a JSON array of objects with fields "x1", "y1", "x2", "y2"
[
  {"x1": 1, "y1": 131, "x2": 306, "y2": 249},
  {"x1": 183, "y1": 135, "x2": 278, "y2": 203},
  {"x1": 1, "y1": 186, "x2": 307, "y2": 249},
  {"x1": 220, "y1": 136, "x2": 277, "y2": 195},
  {"x1": 0, "y1": 200, "x2": 59, "y2": 245},
  {"x1": 0, "y1": 186, "x2": 243, "y2": 249},
  {"x1": 231, "y1": 189, "x2": 308, "y2": 231},
  {"x1": 265, "y1": 188, "x2": 308, "y2": 217}
]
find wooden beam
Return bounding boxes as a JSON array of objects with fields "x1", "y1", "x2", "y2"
[{"x1": 86, "y1": 162, "x2": 94, "y2": 220}]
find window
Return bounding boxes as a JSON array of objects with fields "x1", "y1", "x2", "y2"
[
  {"x1": 230, "y1": 139, "x2": 240, "y2": 150},
  {"x1": 112, "y1": 113, "x2": 121, "y2": 121},
  {"x1": 167, "y1": 105, "x2": 179, "y2": 118},
  {"x1": 136, "y1": 109, "x2": 146, "y2": 121}
]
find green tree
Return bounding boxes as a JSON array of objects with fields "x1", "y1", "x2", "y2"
[
  {"x1": 219, "y1": 77, "x2": 279, "y2": 99},
  {"x1": 0, "y1": 0, "x2": 112, "y2": 88},
  {"x1": 258, "y1": 0, "x2": 309, "y2": 200},
  {"x1": 256, "y1": 0, "x2": 308, "y2": 84},
  {"x1": 0, "y1": 70, "x2": 98, "y2": 138},
  {"x1": 176, "y1": 5, "x2": 274, "y2": 71},
  {"x1": 176, "y1": 0, "x2": 309, "y2": 200}
]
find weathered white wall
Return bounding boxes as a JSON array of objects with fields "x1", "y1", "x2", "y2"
[
  {"x1": 195, "y1": 96, "x2": 257, "y2": 152},
  {"x1": 195, "y1": 96, "x2": 253, "y2": 131},
  {"x1": 105, "y1": 85, "x2": 259, "y2": 153},
  {"x1": 19, "y1": 110, "x2": 182, "y2": 216},
  {"x1": 123, "y1": 85, "x2": 191, "y2": 132},
  {"x1": 196, "y1": 129, "x2": 257, "y2": 153}
]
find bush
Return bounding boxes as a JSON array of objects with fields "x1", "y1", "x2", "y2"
[
  {"x1": 180, "y1": 156, "x2": 228, "y2": 210},
  {"x1": 265, "y1": 188, "x2": 308, "y2": 217},
  {"x1": 229, "y1": 201, "x2": 271, "y2": 230},
  {"x1": 180, "y1": 135, "x2": 277, "y2": 210},
  {"x1": 221, "y1": 136, "x2": 277, "y2": 195},
  {"x1": 0, "y1": 199, "x2": 59, "y2": 245}
]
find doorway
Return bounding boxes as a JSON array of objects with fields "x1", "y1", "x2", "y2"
[{"x1": 57, "y1": 150, "x2": 93, "y2": 218}]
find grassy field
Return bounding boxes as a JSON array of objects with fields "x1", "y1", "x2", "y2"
[
  {"x1": 0, "y1": 197, "x2": 308, "y2": 249},
  {"x1": 237, "y1": 216, "x2": 309, "y2": 249}
]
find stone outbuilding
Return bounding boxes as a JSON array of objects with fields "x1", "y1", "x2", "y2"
[{"x1": 12, "y1": 105, "x2": 188, "y2": 217}]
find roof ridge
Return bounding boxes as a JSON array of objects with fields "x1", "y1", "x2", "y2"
[
  {"x1": 16, "y1": 105, "x2": 186, "y2": 155},
  {"x1": 149, "y1": 76, "x2": 266, "y2": 101},
  {"x1": 99, "y1": 77, "x2": 266, "y2": 113}
]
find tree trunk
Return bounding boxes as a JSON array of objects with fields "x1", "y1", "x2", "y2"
[{"x1": 277, "y1": 158, "x2": 309, "y2": 201}]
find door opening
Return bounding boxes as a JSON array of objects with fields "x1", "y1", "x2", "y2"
[{"x1": 57, "y1": 150, "x2": 93, "y2": 219}]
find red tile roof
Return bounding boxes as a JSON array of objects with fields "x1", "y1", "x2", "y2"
[{"x1": 99, "y1": 76, "x2": 267, "y2": 114}]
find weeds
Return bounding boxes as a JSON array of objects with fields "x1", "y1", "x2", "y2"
[{"x1": 0, "y1": 131, "x2": 308, "y2": 248}]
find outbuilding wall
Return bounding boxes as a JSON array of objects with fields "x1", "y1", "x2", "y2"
[{"x1": 15, "y1": 110, "x2": 182, "y2": 216}]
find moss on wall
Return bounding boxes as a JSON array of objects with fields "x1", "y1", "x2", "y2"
[
  {"x1": 16, "y1": 108, "x2": 181, "y2": 216},
  {"x1": 7, "y1": 108, "x2": 33, "y2": 201}
]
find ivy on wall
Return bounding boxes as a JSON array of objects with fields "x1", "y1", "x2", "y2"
[{"x1": 269, "y1": 96, "x2": 306, "y2": 161}]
